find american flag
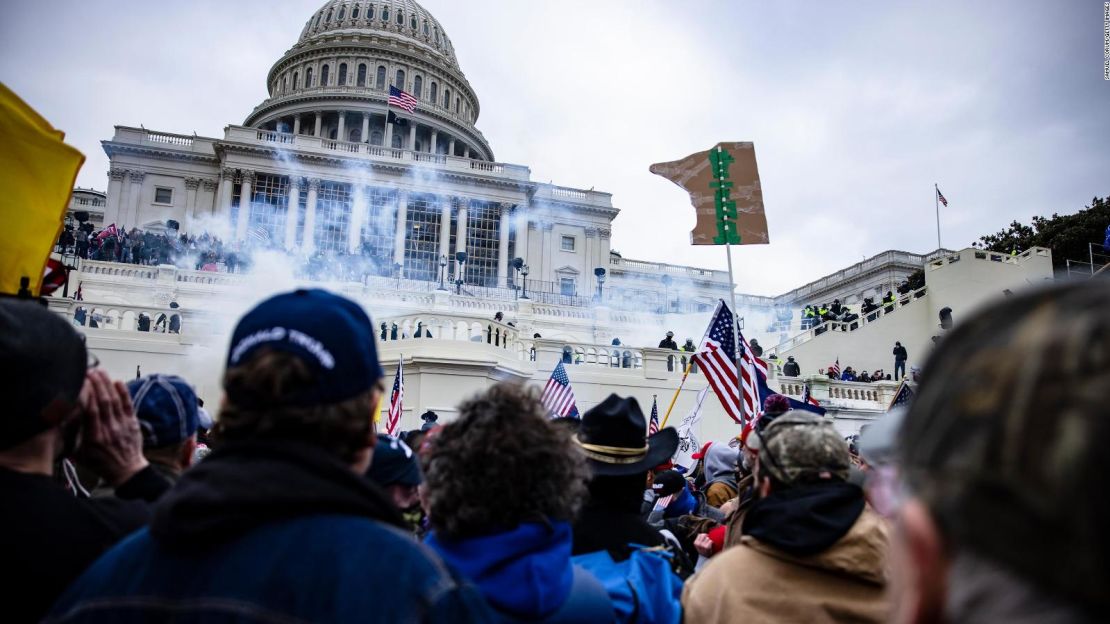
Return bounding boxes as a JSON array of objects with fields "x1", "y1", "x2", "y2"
[
  {"x1": 96, "y1": 224, "x2": 118, "y2": 242},
  {"x1": 829, "y1": 358, "x2": 841, "y2": 379},
  {"x1": 692, "y1": 300, "x2": 767, "y2": 426},
  {"x1": 888, "y1": 380, "x2": 915, "y2": 410},
  {"x1": 803, "y1": 382, "x2": 821, "y2": 407},
  {"x1": 937, "y1": 187, "x2": 948, "y2": 207},
  {"x1": 385, "y1": 358, "x2": 404, "y2": 434},
  {"x1": 541, "y1": 361, "x2": 579, "y2": 419},
  {"x1": 388, "y1": 85, "x2": 419, "y2": 113},
  {"x1": 648, "y1": 396, "x2": 660, "y2": 435}
]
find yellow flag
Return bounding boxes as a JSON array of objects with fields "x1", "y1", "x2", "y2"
[{"x1": 0, "y1": 82, "x2": 85, "y2": 296}]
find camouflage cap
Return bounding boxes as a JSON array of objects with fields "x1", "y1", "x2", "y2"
[
  {"x1": 753, "y1": 411, "x2": 850, "y2": 485},
  {"x1": 898, "y1": 280, "x2": 1110, "y2": 615}
]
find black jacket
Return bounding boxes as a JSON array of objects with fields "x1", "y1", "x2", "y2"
[
  {"x1": 0, "y1": 465, "x2": 169, "y2": 623},
  {"x1": 572, "y1": 475, "x2": 663, "y2": 560},
  {"x1": 783, "y1": 360, "x2": 801, "y2": 376},
  {"x1": 658, "y1": 338, "x2": 678, "y2": 350},
  {"x1": 893, "y1": 345, "x2": 908, "y2": 361}
]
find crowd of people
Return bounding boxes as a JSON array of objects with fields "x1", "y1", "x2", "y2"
[{"x1": 2, "y1": 279, "x2": 1107, "y2": 623}]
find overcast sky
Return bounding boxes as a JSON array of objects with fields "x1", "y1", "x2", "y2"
[{"x1": 2, "y1": 1, "x2": 1107, "y2": 295}]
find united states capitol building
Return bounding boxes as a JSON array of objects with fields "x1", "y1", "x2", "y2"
[{"x1": 53, "y1": 0, "x2": 1056, "y2": 442}]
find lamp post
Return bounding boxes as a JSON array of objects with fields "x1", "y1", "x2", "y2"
[
  {"x1": 594, "y1": 267, "x2": 607, "y2": 302},
  {"x1": 511, "y1": 257, "x2": 524, "y2": 298},
  {"x1": 454, "y1": 251, "x2": 467, "y2": 295},
  {"x1": 520, "y1": 264, "x2": 529, "y2": 299},
  {"x1": 437, "y1": 254, "x2": 447, "y2": 290}
]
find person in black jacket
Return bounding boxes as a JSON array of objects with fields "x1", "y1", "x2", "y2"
[
  {"x1": 893, "y1": 341, "x2": 908, "y2": 379},
  {"x1": 782, "y1": 356, "x2": 801, "y2": 377},
  {"x1": 658, "y1": 331, "x2": 678, "y2": 350},
  {"x1": 0, "y1": 299, "x2": 170, "y2": 623}
]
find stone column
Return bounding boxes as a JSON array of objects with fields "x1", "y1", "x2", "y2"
[
  {"x1": 384, "y1": 113, "x2": 394, "y2": 148},
  {"x1": 293, "y1": 114, "x2": 301, "y2": 136},
  {"x1": 337, "y1": 111, "x2": 347, "y2": 141},
  {"x1": 236, "y1": 170, "x2": 254, "y2": 240},
  {"x1": 303, "y1": 178, "x2": 320, "y2": 254},
  {"x1": 285, "y1": 176, "x2": 301, "y2": 249},
  {"x1": 456, "y1": 198, "x2": 469, "y2": 255},
  {"x1": 497, "y1": 203, "x2": 511, "y2": 286},
  {"x1": 541, "y1": 222, "x2": 554, "y2": 281},
  {"x1": 437, "y1": 196, "x2": 451, "y2": 261},
  {"x1": 125, "y1": 170, "x2": 144, "y2": 229},
  {"x1": 430, "y1": 130, "x2": 438, "y2": 154},
  {"x1": 184, "y1": 177, "x2": 201, "y2": 218},
  {"x1": 585, "y1": 227, "x2": 598, "y2": 292},
  {"x1": 217, "y1": 167, "x2": 235, "y2": 223},
  {"x1": 448, "y1": 138, "x2": 456, "y2": 156},
  {"x1": 117, "y1": 170, "x2": 132, "y2": 226},
  {"x1": 313, "y1": 111, "x2": 323, "y2": 137},
  {"x1": 463, "y1": 146, "x2": 470, "y2": 159},
  {"x1": 202, "y1": 179, "x2": 218, "y2": 215},
  {"x1": 408, "y1": 124, "x2": 417, "y2": 150},
  {"x1": 105, "y1": 168, "x2": 125, "y2": 225},
  {"x1": 349, "y1": 185, "x2": 366, "y2": 252},
  {"x1": 393, "y1": 190, "x2": 409, "y2": 269},
  {"x1": 361, "y1": 113, "x2": 370, "y2": 143}
]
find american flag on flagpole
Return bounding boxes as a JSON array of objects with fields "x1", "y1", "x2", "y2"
[
  {"x1": 648, "y1": 396, "x2": 660, "y2": 435},
  {"x1": 541, "y1": 361, "x2": 579, "y2": 419},
  {"x1": 692, "y1": 300, "x2": 768, "y2": 426},
  {"x1": 388, "y1": 85, "x2": 419, "y2": 113},
  {"x1": 888, "y1": 380, "x2": 915, "y2": 411},
  {"x1": 829, "y1": 358, "x2": 841, "y2": 379},
  {"x1": 385, "y1": 357, "x2": 404, "y2": 434},
  {"x1": 936, "y1": 187, "x2": 948, "y2": 207}
]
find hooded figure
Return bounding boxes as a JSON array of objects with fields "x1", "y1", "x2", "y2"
[{"x1": 703, "y1": 444, "x2": 740, "y2": 508}]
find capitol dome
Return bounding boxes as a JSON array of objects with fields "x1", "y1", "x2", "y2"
[{"x1": 244, "y1": 0, "x2": 492, "y2": 161}]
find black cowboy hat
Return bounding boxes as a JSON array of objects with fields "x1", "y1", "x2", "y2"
[{"x1": 576, "y1": 394, "x2": 678, "y2": 476}]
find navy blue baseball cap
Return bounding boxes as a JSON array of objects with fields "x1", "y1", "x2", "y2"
[
  {"x1": 366, "y1": 434, "x2": 423, "y2": 487},
  {"x1": 226, "y1": 289, "x2": 384, "y2": 407},
  {"x1": 127, "y1": 374, "x2": 199, "y2": 448}
]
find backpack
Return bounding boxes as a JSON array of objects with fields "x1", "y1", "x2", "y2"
[{"x1": 571, "y1": 547, "x2": 683, "y2": 624}]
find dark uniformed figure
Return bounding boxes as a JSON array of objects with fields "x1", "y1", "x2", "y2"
[
  {"x1": 783, "y1": 356, "x2": 801, "y2": 377},
  {"x1": 749, "y1": 339, "x2": 763, "y2": 358},
  {"x1": 658, "y1": 331, "x2": 678, "y2": 350}
]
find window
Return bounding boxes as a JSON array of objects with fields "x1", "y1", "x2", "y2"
[
  {"x1": 314, "y1": 181, "x2": 352, "y2": 253},
  {"x1": 376, "y1": 65, "x2": 386, "y2": 89},
  {"x1": 352, "y1": 5, "x2": 360, "y2": 19},
  {"x1": 382, "y1": 7, "x2": 389, "y2": 21},
  {"x1": 560, "y1": 278, "x2": 576, "y2": 297},
  {"x1": 337, "y1": 5, "x2": 345, "y2": 19},
  {"x1": 293, "y1": 71, "x2": 299, "y2": 89},
  {"x1": 370, "y1": 130, "x2": 383, "y2": 146},
  {"x1": 247, "y1": 174, "x2": 289, "y2": 243},
  {"x1": 314, "y1": 13, "x2": 321, "y2": 28},
  {"x1": 403, "y1": 195, "x2": 441, "y2": 281},
  {"x1": 413, "y1": 75, "x2": 422, "y2": 98},
  {"x1": 423, "y1": 20, "x2": 429, "y2": 35},
  {"x1": 463, "y1": 202, "x2": 500, "y2": 286},
  {"x1": 306, "y1": 67, "x2": 314, "y2": 87},
  {"x1": 561, "y1": 235, "x2": 575, "y2": 251},
  {"x1": 430, "y1": 82, "x2": 437, "y2": 103},
  {"x1": 357, "y1": 63, "x2": 366, "y2": 86},
  {"x1": 455, "y1": 97, "x2": 460, "y2": 112},
  {"x1": 326, "y1": 8, "x2": 332, "y2": 21},
  {"x1": 396, "y1": 10, "x2": 403, "y2": 25},
  {"x1": 154, "y1": 187, "x2": 173, "y2": 205},
  {"x1": 395, "y1": 69, "x2": 405, "y2": 89},
  {"x1": 359, "y1": 188, "x2": 397, "y2": 275},
  {"x1": 338, "y1": 63, "x2": 347, "y2": 86},
  {"x1": 321, "y1": 64, "x2": 329, "y2": 86},
  {"x1": 281, "y1": 77, "x2": 287, "y2": 93},
  {"x1": 368, "y1": 5, "x2": 375, "y2": 19},
  {"x1": 443, "y1": 88, "x2": 450, "y2": 108},
  {"x1": 410, "y1": 15, "x2": 416, "y2": 29},
  {"x1": 391, "y1": 131, "x2": 402, "y2": 148}
]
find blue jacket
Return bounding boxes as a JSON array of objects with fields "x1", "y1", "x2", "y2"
[
  {"x1": 46, "y1": 442, "x2": 496, "y2": 624},
  {"x1": 427, "y1": 521, "x2": 613, "y2": 623}
]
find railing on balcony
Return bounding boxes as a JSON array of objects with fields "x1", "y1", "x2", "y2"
[
  {"x1": 378, "y1": 314, "x2": 524, "y2": 357},
  {"x1": 51, "y1": 299, "x2": 187, "y2": 335},
  {"x1": 771, "y1": 285, "x2": 928, "y2": 353}
]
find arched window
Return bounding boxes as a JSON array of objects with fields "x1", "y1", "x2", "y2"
[
  {"x1": 410, "y1": 15, "x2": 417, "y2": 29},
  {"x1": 349, "y1": 128, "x2": 361, "y2": 143},
  {"x1": 293, "y1": 71, "x2": 299, "y2": 89},
  {"x1": 338, "y1": 63, "x2": 347, "y2": 86},
  {"x1": 314, "y1": 13, "x2": 321, "y2": 28},
  {"x1": 325, "y1": 8, "x2": 332, "y2": 21},
  {"x1": 370, "y1": 130, "x2": 383, "y2": 146},
  {"x1": 337, "y1": 5, "x2": 345, "y2": 19},
  {"x1": 413, "y1": 75, "x2": 422, "y2": 98},
  {"x1": 423, "y1": 20, "x2": 429, "y2": 35},
  {"x1": 395, "y1": 69, "x2": 405, "y2": 89},
  {"x1": 357, "y1": 63, "x2": 367, "y2": 87},
  {"x1": 455, "y1": 97, "x2": 460, "y2": 112},
  {"x1": 281, "y1": 77, "x2": 287, "y2": 93},
  {"x1": 352, "y1": 5, "x2": 360, "y2": 19},
  {"x1": 382, "y1": 7, "x2": 389, "y2": 21},
  {"x1": 368, "y1": 5, "x2": 374, "y2": 19},
  {"x1": 443, "y1": 88, "x2": 450, "y2": 108},
  {"x1": 396, "y1": 10, "x2": 404, "y2": 25},
  {"x1": 430, "y1": 81, "x2": 438, "y2": 103},
  {"x1": 321, "y1": 64, "x2": 330, "y2": 86},
  {"x1": 391, "y1": 132, "x2": 402, "y2": 149},
  {"x1": 306, "y1": 67, "x2": 314, "y2": 87},
  {"x1": 376, "y1": 65, "x2": 386, "y2": 88}
]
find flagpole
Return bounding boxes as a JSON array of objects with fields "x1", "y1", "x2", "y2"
[
  {"x1": 934, "y1": 183, "x2": 942, "y2": 250},
  {"x1": 660, "y1": 359, "x2": 693, "y2": 429}
]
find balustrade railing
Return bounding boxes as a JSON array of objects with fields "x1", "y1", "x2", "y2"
[
  {"x1": 772, "y1": 285, "x2": 928, "y2": 353},
  {"x1": 51, "y1": 299, "x2": 187, "y2": 335}
]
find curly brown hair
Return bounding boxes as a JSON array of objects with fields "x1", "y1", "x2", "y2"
[
  {"x1": 424, "y1": 382, "x2": 589, "y2": 540},
  {"x1": 215, "y1": 349, "x2": 380, "y2": 464}
]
